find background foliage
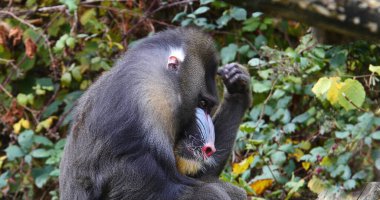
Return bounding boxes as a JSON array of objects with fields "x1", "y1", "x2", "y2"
[{"x1": 0, "y1": 0, "x2": 380, "y2": 199}]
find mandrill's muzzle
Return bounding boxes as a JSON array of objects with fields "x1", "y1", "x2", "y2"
[{"x1": 195, "y1": 108, "x2": 216, "y2": 158}]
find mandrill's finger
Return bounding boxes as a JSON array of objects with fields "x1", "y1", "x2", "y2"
[
  {"x1": 225, "y1": 67, "x2": 242, "y2": 79},
  {"x1": 217, "y1": 67, "x2": 224, "y2": 76},
  {"x1": 217, "y1": 63, "x2": 237, "y2": 78}
]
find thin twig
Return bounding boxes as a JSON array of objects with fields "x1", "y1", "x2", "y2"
[
  {"x1": 342, "y1": 92, "x2": 367, "y2": 112},
  {"x1": 258, "y1": 78, "x2": 278, "y2": 122}
]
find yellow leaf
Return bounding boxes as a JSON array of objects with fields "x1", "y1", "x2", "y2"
[
  {"x1": 0, "y1": 156, "x2": 6, "y2": 169},
  {"x1": 326, "y1": 77, "x2": 342, "y2": 105},
  {"x1": 307, "y1": 176, "x2": 326, "y2": 194},
  {"x1": 369, "y1": 64, "x2": 380, "y2": 76},
  {"x1": 302, "y1": 162, "x2": 311, "y2": 170},
  {"x1": 112, "y1": 42, "x2": 124, "y2": 50},
  {"x1": 13, "y1": 118, "x2": 31, "y2": 134},
  {"x1": 36, "y1": 116, "x2": 57, "y2": 132},
  {"x1": 249, "y1": 179, "x2": 274, "y2": 195},
  {"x1": 13, "y1": 120, "x2": 22, "y2": 134},
  {"x1": 320, "y1": 156, "x2": 332, "y2": 167},
  {"x1": 298, "y1": 141, "x2": 311, "y2": 150},
  {"x1": 285, "y1": 138, "x2": 299, "y2": 144},
  {"x1": 290, "y1": 148, "x2": 304, "y2": 162},
  {"x1": 20, "y1": 118, "x2": 30, "y2": 129},
  {"x1": 232, "y1": 155, "x2": 254, "y2": 175}
]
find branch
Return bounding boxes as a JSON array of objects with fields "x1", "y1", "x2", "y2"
[{"x1": 224, "y1": 0, "x2": 380, "y2": 41}]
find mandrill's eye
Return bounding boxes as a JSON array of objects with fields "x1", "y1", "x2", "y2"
[
  {"x1": 199, "y1": 100, "x2": 208, "y2": 110},
  {"x1": 167, "y1": 56, "x2": 179, "y2": 71}
]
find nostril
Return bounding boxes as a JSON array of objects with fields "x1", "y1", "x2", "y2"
[{"x1": 202, "y1": 145, "x2": 216, "y2": 157}]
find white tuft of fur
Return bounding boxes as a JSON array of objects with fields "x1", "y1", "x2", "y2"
[{"x1": 169, "y1": 48, "x2": 185, "y2": 62}]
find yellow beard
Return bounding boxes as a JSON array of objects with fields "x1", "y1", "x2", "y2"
[{"x1": 176, "y1": 155, "x2": 202, "y2": 176}]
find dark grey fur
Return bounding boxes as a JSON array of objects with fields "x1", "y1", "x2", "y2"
[{"x1": 59, "y1": 28, "x2": 251, "y2": 200}]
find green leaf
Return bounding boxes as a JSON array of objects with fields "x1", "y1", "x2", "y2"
[
  {"x1": 335, "y1": 131, "x2": 349, "y2": 139},
  {"x1": 16, "y1": 93, "x2": 28, "y2": 106},
  {"x1": 65, "y1": 37, "x2": 76, "y2": 49},
  {"x1": 252, "y1": 12, "x2": 263, "y2": 18},
  {"x1": 42, "y1": 100, "x2": 62, "y2": 119},
  {"x1": 34, "y1": 135, "x2": 54, "y2": 146},
  {"x1": 330, "y1": 50, "x2": 347, "y2": 68},
  {"x1": 376, "y1": 158, "x2": 380, "y2": 170},
  {"x1": 337, "y1": 79, "x2": 366, "y2": 111},
  {"x1": 292, "y1": 112, "x2": 310, "y2": 123},
  {"x1": 230, "y1": 7, "x2": 247, "y2": 21},
  {"x1": 49, "y1": 169, "x2": 60, "y2": 177},
  {"x1": 283, "y1": 123, "x2": 296, "y2": 133},
  {"x1": 32, "y1": 166, "x2": 53, "y2": 188},
  {"x1": 59, "y1": 0, "x2": 78, "y2": 12},
  {"x1": 200, "y1": 0, "x2": 213, "y2": 4},
  {"x1": 352, "y1": 171, "x2": 366, "y2": 180},
  {"x1": 271, "y1": 151, "x2": 286, "y2": 166},
  {"x1": 369, "y1": 64, "x2": 380, "y2": 76},
  {"x1": 18, "y1": 130, "x2": 34, "y2": 150},
  {"x1": 80, "y1": 9, "x2": 96, "y2": 25},
  {"x1": 181, "y1": 18, "x2": 193, "y2": 27},
  {"x1": 193, "y1": 6, "x2": 209, "y2": 15},
  {"x1": 371, "y1": 131, "x2": 380, "y2": 140},
  {"x1": 257, "y1": 69, "x2": 273, "y2": 79},
  {"x1": 27, "y1": 94, "x2": 34, "y2": 105},
  {"x1": 311, "y1": 77, "x2": 331, "y2": 97},
  {"x1": 220, "y1": 44, "x2": 238, "y2": 65},
  {"x1": 53, "y1": 34, "x2": 69, "y2": 52},
  {"x1": 298, "y1": 141, "x2": 311, "y2": 150},
  {"x1": 279, "y1": 144, "x2": 294, "y2": 153},
  {"x1": 31, "y1": 149, "x2": 51, "y2": 158},
  {"x1": 252, "y1": 80, "x2": 272, "y2": 93},
  {"x1": 55, "y1": 139, "x2": 67, "y2": 149},
  {"x1": 243, "y1": 17, "x2": 260, "y2": 32},
  {"x1": 172, "y1": 12, "x2": 186, "y2": 22},
  {"x1": 312, "y1": 48, "x2": 325, "y2": 59},
  {"x1": 216, "y1": 14, "x2": 231, "y2": 28},
  {"x1": 71, "y1": 66, "x2": 82, "y2": 82},
  {"x1": 61, "y1": 72, "x2": 72, "y2": 87},
  {"x1": 0, "y1": 172, "x2": 10, "y2": 188},
  {"x1": 310, "y1": 147, "x2": 327, "y2": 157},
  {"x1": 5, "y1": 145, "x2": 25, "y2": 160},
  {"x1": 25, "y1": 155, "x2": 32, "y2": 164},
  {"x1": 36, "y1": 78, "x2": 54, "y2": 88},
  {"x1": 255, "y1": 35, "x2": 267, "y2": 47},
  {"x1": 248, "y1": 58, "x2": 267, "y2": 67},
  {"x1": 343, "y1": 179, "x2": 356, "y2": 190}
]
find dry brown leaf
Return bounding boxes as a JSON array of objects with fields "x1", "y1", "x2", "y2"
[
  {"x1": 126, "y1": 0, "x2": 134, "y2": 8},
  {"x1": 25, "y1": 38, "x2": 37, "y2": 58},
  {"x1": 139, "y1": 0, "x2": 144, "y2": 9},
  {"x1": 0, "y1": 22, "x2": 10, "y2": 46},
  {"x1": 1, "y1": 100, "x2": 24, "y2": 125},
  {"x1": 9, "y1": 27, "x2": 23, "y2": 46},
  {"x1": 249, "y1": 179, "x2": 274, "y2": 195}
]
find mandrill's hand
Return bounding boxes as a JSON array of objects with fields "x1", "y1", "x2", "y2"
[{"x1": 218, "y1": 63, "x2": 250, "y2": 95}]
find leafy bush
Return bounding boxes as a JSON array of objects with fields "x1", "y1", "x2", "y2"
[{"x1": 0, "y1": 0, "x2": 379, "y2": 199}]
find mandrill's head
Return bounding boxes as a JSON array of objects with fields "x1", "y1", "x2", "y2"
[{"x1": 139, "y1": 28, "x2": 219, "y2": 176}]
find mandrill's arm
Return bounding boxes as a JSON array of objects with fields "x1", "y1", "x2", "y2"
[{"x1": 201, "y1": 63, "x2": 252, "y2": 177}]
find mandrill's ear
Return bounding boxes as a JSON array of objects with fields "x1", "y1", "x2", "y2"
[
  {"x1": 167, "y1": 56, "x2": 179, "y2": 71},
  {"x1": 167, "y1": 48, "x2": 185, "y2": 72}
]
